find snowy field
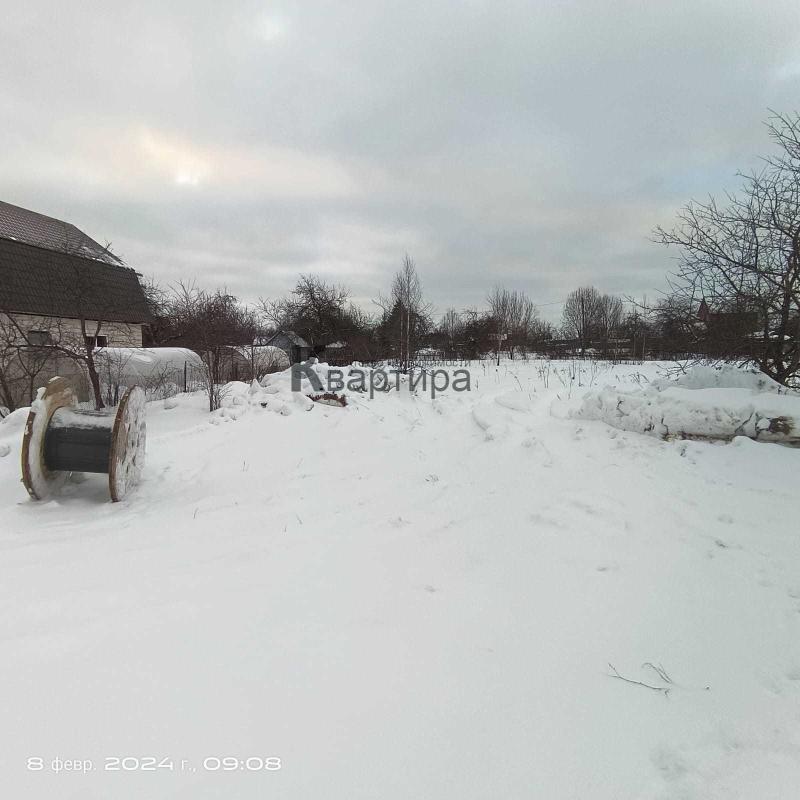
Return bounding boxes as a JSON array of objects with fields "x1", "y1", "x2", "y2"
[{"x1": 1, "y1": 359, "x2": 799, "y2": 799}]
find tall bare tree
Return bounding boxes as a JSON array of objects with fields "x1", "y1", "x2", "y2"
[
  {"x1": 376, "y1": 255, "x2": 432, "y2": 370},
  {"x1": 167, "y1": 284, "x2": 257, "y2": 411},
  {"x1": 561, "y1": 286, "x2": 601, "y2": 354},
  {"x1": 260, "y1": 275, "x2": 352, "y2": 348},
  {"x1": 596, "y1": 294, "x2": 624, "y2": 354},
  {"x1": 438, "y1": 307, "x2": 464, "y2": 351},
  {"x1": 655, "y1": 112, "x2": 800, "y2": 385},
  {"x1": 486, "y1": 286, "x2": 537, "y2": 359}
]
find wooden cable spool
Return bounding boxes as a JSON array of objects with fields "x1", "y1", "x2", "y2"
[{"x1": 21, "y1": 377, "x2": 146, "y2": 502}]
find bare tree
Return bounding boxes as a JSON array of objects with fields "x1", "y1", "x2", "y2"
[
  {"x1": 1, "y1": 290, "x2": 124, "y2": 411},
  {"x1": 0, "y1": 314, "x2": 39, "y2": 412},
  {"x1": 596, "y1": 294, "x2": 624, "y2": 355},
  {"x1": 392, "y1": 255, "x2": 422, "y2": 370},
  {"x1": 167, "y1": 284, "x2": 257, "y2": 411},
  {"x1": 655, "y1": 112, "x2": 800, "y2": 385},
  {"x1": 486, "y1": 287, "x2": 538, "y2": 359},
  {"x1": 561, "y1": 286, "x2": 601, "y2": 354},
  {"x1": 486, "y1": 286, "x2": 512, "y2": 361},
  {"x1": 528, "y1": 318, "x2": 555, "y2": 353},
  {"x1": 0, "y1": 323, "x2": 14, "y2": 412},
  {"x1": 260, "y1": 275, "x2": 353, "y2": 348},
  {"x1": 375, "y1": 255, "x2": 432, "y2": 370},
  {"x1": 140, "y1": 276, "x2": 174, "y2": 346},
  {"x1": 438, "y1": 307, "x2": 464, "y2": 351}
]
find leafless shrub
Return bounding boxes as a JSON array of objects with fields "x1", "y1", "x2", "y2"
[{"x1": 166, "y1": 284, "x2": 257, "y2": 411}]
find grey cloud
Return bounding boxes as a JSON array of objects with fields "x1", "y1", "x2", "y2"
[{"x1": 2, "y1": 0, "x2": 800, "y2": 324}]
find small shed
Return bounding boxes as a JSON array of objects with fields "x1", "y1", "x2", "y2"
[{"x1": 262, "y1": 330, "x2": 312, "y2": 364}]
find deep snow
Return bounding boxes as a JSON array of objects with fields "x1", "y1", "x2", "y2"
[
  {"x1": 572, "y1": 364, "x2": 800, "y2": 444},
  {"x1": 0, "y1": 359, "x2": 799, "y2": 799}
]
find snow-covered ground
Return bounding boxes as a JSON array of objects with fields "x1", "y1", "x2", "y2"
[{"x1": 1, "y1": 359, "x2": 799, "y2": 799}]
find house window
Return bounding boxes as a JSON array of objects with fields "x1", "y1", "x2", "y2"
[
  {"x1": 85, "y1": 335, "x2": 108, "y2": 349},
  {"x1": 28, "y1": 330, "x2": 53, "y2": 346}
]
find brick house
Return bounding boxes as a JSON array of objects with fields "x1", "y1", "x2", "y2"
[{"x1": 0, "y1": 201, "x2": 152, "y2": 409}]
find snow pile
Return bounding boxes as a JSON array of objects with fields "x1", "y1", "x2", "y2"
[
  {"x1": 471, "y1": 391, "x2": 534, "y2": 439},
  {"x1": 210, "y1": 376, "x2": 314, "y2": 423},
  {"x1": 208, "y1": 361, "x2": 453, "y2": 424},
  {"x1": 261, "y1": 360, "x2": 409, "y2": 404},
  {"x1": 574, "y1": 366, "x2": 800, "y2": 443},
  {"x1": 262, "y1": 360, "x2": 397, "y2": 396},
  {"x1": 651, "y1": 363, "x2": 787, "y2": 394},
  {"x1": 0, "y1": 406, "x2": 29, "y2": 439}
]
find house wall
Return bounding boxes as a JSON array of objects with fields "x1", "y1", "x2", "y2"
[
  {"x1": 268, "y1": 333, "x2": 292, "y2": 352},
  {"x1": 3, "y1": 313, "x2": 144, "y2": 347},
  {"x1": 0, "y1": 313, "x2": 145, "y2": 409}
]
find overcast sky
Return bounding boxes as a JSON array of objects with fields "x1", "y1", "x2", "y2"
[{"x1": 2, "y1": 1, "x2": 800, "y2": 322}]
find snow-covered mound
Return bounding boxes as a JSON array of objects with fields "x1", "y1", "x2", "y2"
[
  {"x1": 651, "y1": 363, "x2": 786, "y2": 394},
  {"x1": 574, "y1": 366, "x2": 800, "y2": 443},
  {"x1": 262, "y1": 360, "x2": 403, "y2": 398},
  {"x1": 0, "y1": 406, "x2": 30, "y2": 439},
  {"x1": 210, "y1": 378, "x2": 313, "y2": 423},
  {"x1": 214, "y1": 362, "x2": 401, "y2": 419}
]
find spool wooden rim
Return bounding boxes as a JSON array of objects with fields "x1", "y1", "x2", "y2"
[
  {"x1": 20, "y1": 377, "x2": 77, "y2": 501},
  {"x1": 108, "y1": 385, "x2": 146, "y2": 502}
]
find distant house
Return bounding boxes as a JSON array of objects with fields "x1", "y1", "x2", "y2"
[
  {"x1": 697, "y1": 297, "x2": 759, "y2": 334},
  {"x1": 696, "y1": 297, "x2": 761, "y2": 357},
  {"x1": 262, "y1": 330, "x2": 312, "y2": 364},
  {"x1": 0, "y1": 201, "x2": 152, "y2": 407}
]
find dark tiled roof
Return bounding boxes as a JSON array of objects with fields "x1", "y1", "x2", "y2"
[
  {"x1": 0, "y1": 237, "x2": 152, "y2": 323},
  {"x1": 0, "y1": 200, "x2": 123, "y2": 266}
]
